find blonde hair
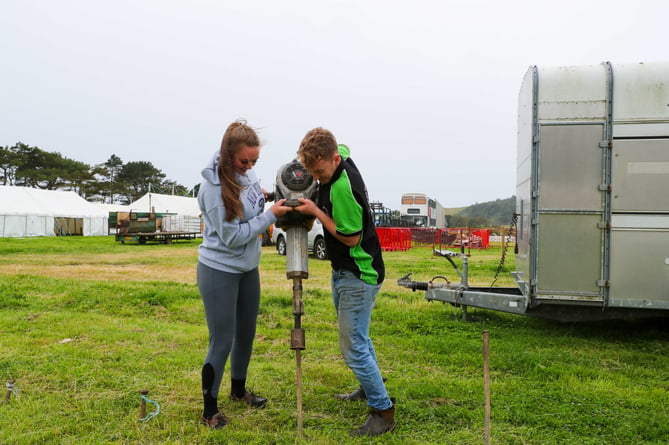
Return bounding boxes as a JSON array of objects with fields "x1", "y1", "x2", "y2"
[{"x1": 297, "y1": 127, "x2": 337, "y2": 169}]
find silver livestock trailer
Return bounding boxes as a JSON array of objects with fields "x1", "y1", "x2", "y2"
[{"x1": 400, "y1": 61, "x2": 669, "y2": 321}]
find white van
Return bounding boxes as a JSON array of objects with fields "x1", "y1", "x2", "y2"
[{"x1": 271, "y1": 219, "x2": 328, "y2": 260}]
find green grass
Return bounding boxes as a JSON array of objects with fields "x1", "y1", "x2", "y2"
[{"x1": 1, "y1": 236, "x2": 668, "y2": 444}]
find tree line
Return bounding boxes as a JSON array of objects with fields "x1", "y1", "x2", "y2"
[
  {"x1": 447, "y1": 196, "x2": 516, "y2": 227},
  {"x1": 0, "y1": 142, "x2": 191, "y2": 204},
  {"x1": 374, "y1": 197, "x2": 516, "y2": 228},
  {"x1": 1, "y1": 142, "x2": 514, "y2": 226}
]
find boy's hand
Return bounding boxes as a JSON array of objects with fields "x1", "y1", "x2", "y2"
[{"x1": 294, "y1": 198, "x2": 318, "y2": 216}]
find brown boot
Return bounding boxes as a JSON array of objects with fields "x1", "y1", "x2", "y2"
[
  {"x1": 335, "y1": 378, "x2": 387, "y2": 401},
  {"x1": 201, "y1": 412, "x2": 229, "y2": 429},
  {"x1": 335, "y1": 386, "x2": 367, "y2": 401},
  {"x1": 350, "y1": 405, "x2": 395, "y2": 437}
]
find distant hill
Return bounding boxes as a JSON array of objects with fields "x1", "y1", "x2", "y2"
[
  {"x1": 443, "y1": 206, "x2": 466, "y2": 216},
  {"x1": 447, "y1": 196, "x2": 515, "y2": 227}
]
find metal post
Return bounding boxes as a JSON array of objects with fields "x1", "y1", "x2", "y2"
[
  {"x1": 286, "y1": 226, "x2": 309, "y2": 439},
  {"x1": 140, "y1": 389, "x2": 149, "y2": 419},
  {"x1": 461, "y1": 255, "x2": 469, "y2": 321},
  {"x1": 290, "y1": 276, "x2": 306, "y2": 437}
]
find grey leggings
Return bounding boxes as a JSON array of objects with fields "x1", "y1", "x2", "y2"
[{"x1": 197, "y1": 261, "x2": 261, "y2": 399}]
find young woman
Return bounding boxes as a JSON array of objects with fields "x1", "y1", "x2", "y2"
[{"x1": 196, "y1": 120, "x2": 292, "y2": 429}]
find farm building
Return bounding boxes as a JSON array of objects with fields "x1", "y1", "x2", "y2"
[{"x1": 0, "y1": 186, "x2": 108, "y2": 237}]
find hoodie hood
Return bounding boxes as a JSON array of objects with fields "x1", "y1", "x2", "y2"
[
  {"x1": 201, "y1": 151, "x2": 255, "y2": 188},
  {"x1": 197, "y1": 150, "x2": 274, "y2": 274}
]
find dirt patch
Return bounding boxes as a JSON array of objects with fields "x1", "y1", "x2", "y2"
[{"x1": 0, "y1": 251, "x2": 197, "y2": 283}]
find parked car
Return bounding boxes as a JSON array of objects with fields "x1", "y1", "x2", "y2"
[{"x1": 271, "y1": 219, "x2": 328, "y2": 260}]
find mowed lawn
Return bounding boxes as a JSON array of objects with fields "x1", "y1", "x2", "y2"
[{"x1": 1, "y1": 236, "x2": 668, "y2": 444}]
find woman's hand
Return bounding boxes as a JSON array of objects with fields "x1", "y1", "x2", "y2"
[{"x1": 270, "y1": 198, "x2": 293, "y2": 217}]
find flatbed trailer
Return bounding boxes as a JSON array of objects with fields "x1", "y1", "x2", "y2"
[{"x1": 115, "y1": 231, "x2": 200, "y2": 244}]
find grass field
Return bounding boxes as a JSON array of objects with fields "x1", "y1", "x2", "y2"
[{"x1": 1, "y1": 236, "x2": 668, "y2": 444}]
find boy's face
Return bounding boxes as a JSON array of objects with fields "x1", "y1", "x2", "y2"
[{"x1": 306, "y1": 154, "x2": 341, "y2": 185}]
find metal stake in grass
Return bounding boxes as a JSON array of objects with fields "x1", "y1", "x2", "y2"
[
  {"x1": 4, "y1": 379, "x2": 16, "y2": 404},
  {"x1": 483, "y1": 331, "x2": 491, "y2": 445},
  {"x1": 285, "y1": 226, "x2": 310, "y2": 439},
  {"x1": 139, "y1": 389, "x2": 161, "y2": 421},
  {"x1": 140, "y1": 389, "x2": 149, "y2": 419}
]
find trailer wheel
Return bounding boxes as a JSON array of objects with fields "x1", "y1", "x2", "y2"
[{"x1": 138, "y1": 236, "x2": 147, "y2": 245}]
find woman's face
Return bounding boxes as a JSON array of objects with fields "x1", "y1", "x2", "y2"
[{"x1": 233, "y1": 145, "x2": 260, "y2": 175}]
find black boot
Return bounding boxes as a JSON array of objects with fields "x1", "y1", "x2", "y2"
[{"x1": 350, "y1": 405, "x2": 396, "y2": 437}]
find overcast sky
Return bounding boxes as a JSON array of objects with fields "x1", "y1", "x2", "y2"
[{"x1": 1, "y1": 0, "x2": 666, "y2": 208}]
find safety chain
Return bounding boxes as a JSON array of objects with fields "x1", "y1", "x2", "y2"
[{"x1": 490, "y1": 213, "x2": 518, "y2": 288}]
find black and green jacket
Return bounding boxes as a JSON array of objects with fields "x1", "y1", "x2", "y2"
[{"x1": 317, "y1": 146, "x2": 384, "y2": 285}]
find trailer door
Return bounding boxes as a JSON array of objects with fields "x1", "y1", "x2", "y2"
[
  {"x1": 534, "y1": 123, "x2": 605, "y2": 302},
  {"x1": 609, "y1": 138, "x2": 669, "y2": 308}
]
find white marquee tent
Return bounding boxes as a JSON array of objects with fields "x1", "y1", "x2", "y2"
[
  {"x1": 0, "y1": 186, "x2": 108, "y2": 237},
  {"x1": 122, "y1": 192, "x2": 202, "y2": 233},
  {"x1": 93, "y1": 202, "x2": 131, "y2": 213},
  {"x1": 128, "y1": 192, "x2": 200, "y2": 217}
]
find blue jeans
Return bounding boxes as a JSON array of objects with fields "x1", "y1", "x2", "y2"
[{"x1": 332, "y1": 269, "x2": 392, "y2": 411}]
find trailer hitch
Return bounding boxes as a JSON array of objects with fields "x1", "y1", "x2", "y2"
[
  {"x1": 397, "y1": 272, "x2": 451, "y2": 291},
  {"x1": 397, "y1": 249, "x2": 469, "y2": 292}
]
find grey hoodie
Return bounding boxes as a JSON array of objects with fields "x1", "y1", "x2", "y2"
[{"x1": 197, "y1": 151, "x2": 276, "y2": 273}]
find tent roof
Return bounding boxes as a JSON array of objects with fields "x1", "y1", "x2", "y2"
[
  {"x1": 93, "y1": 202, "x2": 131, "y2": 213},
  {"x1": 0, "y1": 186, "x2": 108, "y2": 218},
  {"x1": 128, "y1": 193, "x2": 200, "y2": 217}
]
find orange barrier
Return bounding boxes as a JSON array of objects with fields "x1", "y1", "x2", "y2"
[
  {"x1": 376, "y1": 227, "x2": 412, "y2": 251},
  {"x1": 471, "y1": 229, "x2": 489, "y2": 248},
  {"x1": 375, "y1": 227, "x2": 492, "y2": 251},
  {"x1": 409, "y1": 228, "x2": 491, "y2": 249}
]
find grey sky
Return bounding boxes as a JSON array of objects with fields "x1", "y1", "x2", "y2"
[{"x1": 1, "y1": 0, "x2": 666, "y2": 208}]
